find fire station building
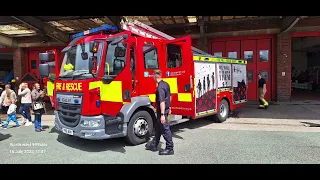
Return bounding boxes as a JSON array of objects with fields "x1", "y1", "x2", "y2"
[{"x1": 0, "y1": 16, "x2": 320, "y2": 102}]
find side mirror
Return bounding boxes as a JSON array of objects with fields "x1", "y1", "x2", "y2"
[
  {"x1": 39, "y1": 64, "x2": 50, "y2": 77},
  {"x1": 39, "y1": 52, "x2": 52, "y2": 62},
  {"x1": 88, "y1": 56, "x2": 97, "y2": 74},
  {"x1": 114, "y1": 59, "x2": 125, "y2": 70},
  {"x1": 114, "y1": 47, "x2": 126, "y2": 57}
]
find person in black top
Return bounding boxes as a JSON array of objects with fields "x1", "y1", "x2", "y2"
[
  {"x1": 197, "y1": 79, "x2": 202, "y2": 97},
  {"x1": 212, "y1": 72, "x2": 215, "y2": 89},
  {"x1": 146, "y1": 70, "x2": 174, "y2": 155},
  {"x1": 207, "y1": 74, "x2": 210, "y2": 91},
  {"x1": 258, "y1": 74, "x2": 269, "y2": 109},
  {"x1": 203, "y1": 76, "x2": 206, "y2": 93}
]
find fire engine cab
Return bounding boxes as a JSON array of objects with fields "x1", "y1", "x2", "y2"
[{"x1": 38, "y1": 20, "x2": 248, "y2": 145}]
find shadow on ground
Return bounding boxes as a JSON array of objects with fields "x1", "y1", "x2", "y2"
[
  {"x1": 0, "y1": 133, "x2": 12, "y2": 141},
  {"x1": 51, "y1": 117, "x2": 217, "y2": 153}
]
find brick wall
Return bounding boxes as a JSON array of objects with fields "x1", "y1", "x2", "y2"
[
  {"x1": 13, "y1": 48, "x2": 26, "y2": 84},
  {"x1": 276, "y1": 33, "x2": 291, "y2": 101}
]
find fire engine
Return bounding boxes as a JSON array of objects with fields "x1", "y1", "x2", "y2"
[{"x1": 38, "y1": 20, "x2": 248, "y2": 145}]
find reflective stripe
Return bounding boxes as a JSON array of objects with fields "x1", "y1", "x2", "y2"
[
  {"x1": 47, "y1": 81, "x2": 54, "y2": 97},
  {"x1": 89, "y1": 81, "x2": 123, "y2": 102},
  {"x1": 146, "y1": 94, "x2": 156, "y2": 102},
  {"x1": 178, "y1": 93, "x2": 192, "y2": 102},
  {"x1": 163, "y1": 78, "x2": 178, "y2": 94},
  {"x1": 89, "y1": 81, "x2": 101, "y2": 90},
  {"x1": 193, "y1": 55, "x2": 247, "y2": 64}
]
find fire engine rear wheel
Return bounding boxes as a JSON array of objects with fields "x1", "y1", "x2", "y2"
[
  {"x1": 216, "y1": 99, "x2": 229, "y2": 123},
  {"x1": 126, "y1": 110, "x2": 153, "y2": 146}
]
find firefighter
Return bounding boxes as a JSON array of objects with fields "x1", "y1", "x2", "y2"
[
  {"x1": 146, "y1": 70, "x2": 174, "y2": 155},
  {"x1": 258, "y1": 74, "x2": 269, "y2": 109},
  {"x1": 63, "y1": 63, "x2": 74, "y2": 71}
]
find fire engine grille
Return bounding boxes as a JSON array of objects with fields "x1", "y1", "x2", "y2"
[{"x1": 56, "y1": 93, "x2": 83, "y2": 127}]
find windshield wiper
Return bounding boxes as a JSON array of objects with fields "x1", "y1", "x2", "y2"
[{"x1": 72, "y1": 72, "x2": 90, "y2": 80}]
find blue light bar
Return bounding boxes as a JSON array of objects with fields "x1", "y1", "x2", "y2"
[{"x1": 70, "y1": 25, "x2": 118, "y2": 41}]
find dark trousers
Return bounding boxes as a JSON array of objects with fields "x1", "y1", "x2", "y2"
[
  {"x1": 34, "y1": 109, "x2": 44, "y2": 130},
  {"x1": 152, "y1": 113, "x2": 174, "y2": 150},
  {"x1": 19, "y1": 103, "x2": 31, "y2": 121}
]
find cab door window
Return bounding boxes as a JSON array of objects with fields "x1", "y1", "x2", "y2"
[
  {"x1": 143, "y1": 44, "x2": 159, "y2": 69},
  {"x1": 167, "y1": 44, "x2": 182, "y2": 68}
]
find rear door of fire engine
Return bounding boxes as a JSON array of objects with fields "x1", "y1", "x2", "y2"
[{"x1": 162, "y1": 36, "x2": 194, "y2": 117}]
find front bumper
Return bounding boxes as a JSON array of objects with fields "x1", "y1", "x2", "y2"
[{"x1": 54, "y1": 111, "x2": 126, "y2": 140}]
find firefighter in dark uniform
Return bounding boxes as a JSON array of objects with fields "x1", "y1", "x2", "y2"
[
  {"x1": 258, "y1": 74, "x2": 269, "y2": 109},
  {"x1": 146, "y1": 70, "x2": 174, "y2": 155}
]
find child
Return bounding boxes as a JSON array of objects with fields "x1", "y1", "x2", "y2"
[{"x1": 2, "y1": 99, "x2": 20, "y2": 129}]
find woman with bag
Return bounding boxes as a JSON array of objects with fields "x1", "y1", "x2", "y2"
[
  {"x1": 31, "y1": 83, "x2": 46, "y2": 132},
  {"x1": 18, "y1": 82, "x2": 32, "y2": 126}
]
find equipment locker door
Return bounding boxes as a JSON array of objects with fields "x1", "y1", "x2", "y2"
[{"x1": 162, "y1": 36, "x2": 194, "y2": 117}]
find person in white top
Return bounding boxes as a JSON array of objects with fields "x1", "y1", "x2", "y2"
[
  {"x1": 1, "y1": 98, "x2": 20, "y2": 129},
  {"x1": 18, "y1": 82, "x2": 32, "y2": 126},
  {"x1": 0, "y1": 84, "x2": 17, "y2": 126}
]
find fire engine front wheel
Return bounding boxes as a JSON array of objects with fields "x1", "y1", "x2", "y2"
[
  {"x1": 126, "y1": 110, "x2": 153, "y2": 146},
  {"x1": 216, "y1": 99, "x2": 229, "y2": 123}
]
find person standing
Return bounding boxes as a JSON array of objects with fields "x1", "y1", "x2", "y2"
[
  {"x1": 0, "y1": 84, "x2": 17, "y2": 116},
  {"x1": 258, "y1": 74, "x2": 269, "y2": 109},
  {"x1": 18, "y1": 82, "x2": 32, "y2": 126},
  {"x1": 146, "y1": 70, "x2": 174, "y2": 155},
  {"x1": 31, "y1": 83, "x2": 46, "y2": 132},
  {"x1": 1, "y1": 98, "x2": 19, "y2": 129}
]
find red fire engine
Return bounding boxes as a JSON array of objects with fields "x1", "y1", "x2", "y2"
[{"x1": 38, "y1": 20, "x2": 248, "y2": 145}]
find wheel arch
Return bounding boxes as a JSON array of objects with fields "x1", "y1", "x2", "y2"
[{"x1": 118, "y1": 96, "x2": 156, "y2": 124}]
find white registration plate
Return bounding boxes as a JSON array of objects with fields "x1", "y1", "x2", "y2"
[{"x1": 62, "y1": 128, "x2": 74, "y2": 135}]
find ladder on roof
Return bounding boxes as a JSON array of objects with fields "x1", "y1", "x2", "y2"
[{"x1": 120, "y1": 20, "x2": 210, "y2": 56}]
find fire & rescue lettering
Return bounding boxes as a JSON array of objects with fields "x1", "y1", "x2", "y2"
[{"x1": 55, "y1": 83, "x2": 82, "y2": 91}]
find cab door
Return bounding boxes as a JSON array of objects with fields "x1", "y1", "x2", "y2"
[
  {"x1": 161, "y1": 36, "x2": 194, "y2": 117},
  {"x1": 136, "y1": 38, "x2": 163, "y2": 103}
]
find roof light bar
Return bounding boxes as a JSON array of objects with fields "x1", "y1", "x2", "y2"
[{"x1": 70, "y1": 25, "x2": 118, "y2": 41}]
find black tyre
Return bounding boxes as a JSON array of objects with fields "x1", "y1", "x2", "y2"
[
  {"x1": 126, "y1": 110, "x2": 154, "y2": 145},
  {"x1": 216, "y1": 99, "x2": 229, "y2": 123}
]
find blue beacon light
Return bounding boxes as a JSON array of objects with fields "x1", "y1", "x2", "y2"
[{"x1": 70, "y1": 25, "x2": 118, "y2": 40}]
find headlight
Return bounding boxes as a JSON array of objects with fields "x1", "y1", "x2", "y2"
[{"x1": 82, "y1": 119, "x2": 101, "y2": 127}]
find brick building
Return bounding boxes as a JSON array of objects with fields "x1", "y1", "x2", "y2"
[{"x1": 0, "y1": 16, "x2": 319, "y2": 102}]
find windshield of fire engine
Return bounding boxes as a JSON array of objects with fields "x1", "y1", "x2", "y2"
[{"x1": 59, "y1": 40, "x2": 104, "y2": 79}]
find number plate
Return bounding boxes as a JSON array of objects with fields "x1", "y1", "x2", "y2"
[
  {"x1": 62, "y1": 128, "x2": 74, "y2": 135},
  {"x1": 60, "y1": 97, "x2": 72, "y2": 103}
]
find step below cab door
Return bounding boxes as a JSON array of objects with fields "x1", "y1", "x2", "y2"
[{"x1": 161, "y1": 36, "x2": 194, "y2": 117}]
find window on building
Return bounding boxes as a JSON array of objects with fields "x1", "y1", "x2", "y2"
[
  {"x1": 247, "y1": 70, "x2": 253, "y2": 82},
  {"x1": 260, "y1": 70, "x2": 268, "y2": 82},
  {"x1": 31, "y1": 60, "x2": 37, "y2": 69},
  {"x1": 167, "y1": 44, "x2": 182, "y2": 68},
  {"x1": 244, "y1": 51, "x2": 253, "y2": 63},
  {"x1": 260, "y1": 50, "x2": 269, "y2": 62},
  {"x1": 214, "y1": 52, "x2": 222, "y2": 57},
  {"x1": 143, "y1": 44, "x2": 159, "y2": 69},
  {"x1": 228, "y1": 52, "x2": 237, "y2": 59}
]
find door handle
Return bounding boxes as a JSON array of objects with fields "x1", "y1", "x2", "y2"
[{"x1": 124, "y1": 90, "x2": 131, "y2": 100}]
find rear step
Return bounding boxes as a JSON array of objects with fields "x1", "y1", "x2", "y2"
[{"x1": 168, "y1": 115, "x2": 190, "y2": 126}]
